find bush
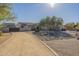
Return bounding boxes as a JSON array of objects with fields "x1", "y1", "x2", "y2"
[{"x1": 35, "y1": 26, "x2": 41, "y2": 32}]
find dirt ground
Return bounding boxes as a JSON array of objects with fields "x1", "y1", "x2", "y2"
[
  {"x1": 0, "y1": 33, "x2": 11, "y2": 44},
  {"x1": 0, "y1": 32, "x2": 54, "y2": 56},
  {"x1": 44, "y1": 39, "x2": 79, "y2": 56}
]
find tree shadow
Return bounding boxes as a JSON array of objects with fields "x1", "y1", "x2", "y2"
[
  {"x1": 33, "y1": 31, "x2": 74, "y2": 41},
  {"x1": 48, "y1": 31, "x2": 72, "y2": 38}
]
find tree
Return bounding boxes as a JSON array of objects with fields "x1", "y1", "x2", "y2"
[
  {"x1": 75, "y1": 22, "x2": 79, "y2": 31},
  {"x1": 38, "y1": 16, "x2": 64, "y2": 31},
  {"x1": 0, "y1": 3, "x2": 15, "y2": 35},
  {"x1": 50, "y1": 16, "x2": 57, "y2": 30},
  {"x1": 0, "y1": 3, "x2": 15, "y2": 21},
  {"x1": 44, "y1": 16, "x2": 50, "y2": 30},
  {"x1": 56, "y1": 18, "x2": 63, "y2": 26},
  {"x1": 56, "y1": 18, "x2": 63, "y2": 30},
  {"x1": 39, "y1": 18, "x2": 45, "y2": 27},
  {"x1": 65, "y1": 22, "x2": 75, "y2": 30}
]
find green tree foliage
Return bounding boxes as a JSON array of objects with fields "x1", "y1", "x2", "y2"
[
  {"x1": 0, "y1": 3, "x2": 15, "y2": 35},
  {"x1": 39, "y1": 16, "x2": 63, "y2": 31},
  {"x1": 0, "y1": 3, "x2": 15, "y2": 21}
]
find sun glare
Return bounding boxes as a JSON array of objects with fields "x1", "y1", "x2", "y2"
[{"x1": 48, "y1": 3, "x2": 55, "y2": 8}]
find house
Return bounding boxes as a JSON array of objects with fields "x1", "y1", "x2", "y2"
[
  {"x1": 18, "y1": 22, "x2": 38, "y2": 31},
  {"x1": 2, "y1": 23, "x2": 20, "y2": 32},
  {"x1": 1, "y1": 22, "x2": 38, "y2": 32}
]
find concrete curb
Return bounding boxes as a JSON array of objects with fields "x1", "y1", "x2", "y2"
[{"x1": 38, "y1": 36, "x2": 59, "y2": 56}]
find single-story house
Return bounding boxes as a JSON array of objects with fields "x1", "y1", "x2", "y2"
[{"x1": 1, "y1": 22, "x2": 38, "y2": 32}]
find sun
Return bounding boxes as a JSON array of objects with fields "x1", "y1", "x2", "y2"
[{"x1": 48, "y1": 3, "x2": 55, "y2": 8}]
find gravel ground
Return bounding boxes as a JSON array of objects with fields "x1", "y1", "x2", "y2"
[
  {"x1": 44, "y1": 39, "x2": 79, "y2": 56},
  {"x1": 34, "y1": 31, "x2": 79, "y2": 56}
]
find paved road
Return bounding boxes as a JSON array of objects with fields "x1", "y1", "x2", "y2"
[{"x1": 0, "y1": 32, "x2": 54, "y2": 56}]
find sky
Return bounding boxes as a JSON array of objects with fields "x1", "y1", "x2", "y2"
[{"x1": 12, "y1": 3, "x2": 79, "y2": 24}]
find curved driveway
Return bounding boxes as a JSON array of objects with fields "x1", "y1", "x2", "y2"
[{"x1": 0, "y1": 32, "x2": 54, "y2": 56}]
